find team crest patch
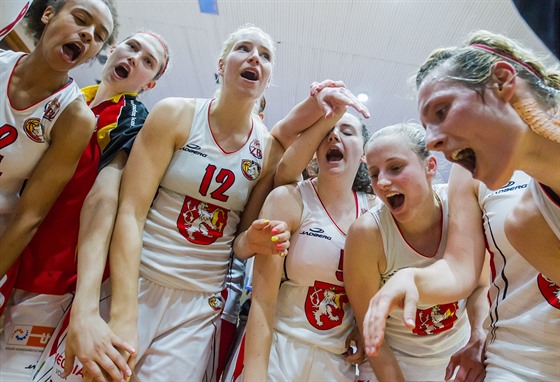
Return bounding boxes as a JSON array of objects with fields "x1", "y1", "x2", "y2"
[
  {"x1": 249, "y1": 139, "x2": 262, "y2": 159},
  {"x1": 241, "y1": 159, "x2": 261, "y2": 181},
  {"x1": 42, "y1": 96, "x2": 61, "y2": 122},
  {"x1": 412, "y1": 302, "x2": 458, "y2": 335},
  {"x1": 537, "y1": 273, "x2": 560, "y2": 309},
  {"x1": 23, "y1": 118, "x2": 45, "y2": 143},
  {"x1": 305, "y1": 281, "x2": 348, "y2": 330},
  {"x1": 177, "y1": 196, "x2": 229, "y2": 245},
  {"x1": 208, "y1": 295, "x2": 224, "y2": 311},
  {"x1": 7, "y1": 325, "x2": 54, "y2": 349}
]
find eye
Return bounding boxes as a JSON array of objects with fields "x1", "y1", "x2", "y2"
[
  {"x1": 260, "y1": 51, "x2": 271, "y2": 61},
  {"x1": 237, "y1": 44, "x2": 249, "y2": 52},
  {"x1": 145, "y1": 57, "x2": 154, "y2": 68},
  {"x1": 435, "y1": 106, "x2": 448, "y2": 120},
  {"x1": 73, "y1": 15, "x2": 86, "y2": 25},
  {"x1": 391, "y1": 165, "x2": 403, "y2": 173}
]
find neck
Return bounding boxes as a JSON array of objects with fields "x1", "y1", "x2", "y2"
[
  {"x1": 211, "y1": 91, "x2": 255, "y2": 135},
  {"x1": 89, "y1": 81, "x2": 122, "y2": 108},
  {"x1": 397, "y1": 190, "x2": 441, "y2": 236},
  {"x1": 15, "y1": 52, "x2": 70, "y2": 96},
  {"x1": 314, "y1": 175, "x2": 355, "y2": 206}
]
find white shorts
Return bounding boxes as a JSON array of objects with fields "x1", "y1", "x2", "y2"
[
  {"x1": 269, "y1": 331, "x2": 355, "y2": 381},
  {"x1": 0, "y1": 290, "x2": 73, "y2": 381},
  {"x1": 132, "y1": 276, "x2": 223, "y2": 382},
  {"x1": 32, "y1": 280, "x2": 112, "y2": 382}
]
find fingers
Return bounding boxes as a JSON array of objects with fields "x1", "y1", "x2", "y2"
[
  {"x1": 309, "y1": 79, "x2": 346, "y2": 96},
  {"x1": 363, "y1": 295, "x2": 391, "y2": 356},
  {"x1": 256, "y1": 219, "x2": 290, "y2": 257},
  {"x1": 316, "y1": 87, "x2": 370, "y2": 119}
]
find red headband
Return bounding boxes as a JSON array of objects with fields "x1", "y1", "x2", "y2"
[
  {"x1": 139, "y1": 32, "x2": 169, "y2": 78},
  {"x1": 470, "y1": 43, "x2": 542, "y2": 80}
]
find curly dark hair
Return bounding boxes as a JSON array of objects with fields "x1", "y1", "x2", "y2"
[
  {"x1": 352, "y1": 122, "x2": 373, "y2": 194},
  {"x1": 24, "y1": 0, "x2": 119, "y2": 48}
]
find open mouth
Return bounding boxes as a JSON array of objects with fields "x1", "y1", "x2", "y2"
[
  {"x1": 115, "y1": 64, "x2": 130, "y2": 79},
  {"x1": 62, "y1": 43, "x2": 82, "y2": 62},
  {"x1": 386, "y1": 192, "x2": 405, "y2": 210},
  {"x1": 450, "y1": 148, "x2": 476, "y2": 174},
  {"x1": 326, "y1": 147, "x2": 344, "y2": 162},
  {"x1": 241, "y1": 70, "x2": 258, "y2": 81}
]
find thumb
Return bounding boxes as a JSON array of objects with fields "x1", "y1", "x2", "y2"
[
  {"x1": 63, "y1": 351, "x2": 76, "y2": 378},
  {"x1": 445, "y1": 356, "x2": 457, "y2": 380},
  {"x1": 402, "y1": 291, "x2": 419, "y2": 329},
  {"x1": 252, "y1": 219, "x2": 270, "y2": 231}
]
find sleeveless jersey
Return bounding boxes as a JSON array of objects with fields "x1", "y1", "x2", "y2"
[
  {"x1": 14, "y1": 85, "x2": 148, "y2": 295},
  {"x1": 529, "y1": 178, "x2": 560, "y2": 240},
  {"x1": 0, "y1": 50, "x2": 83, "y2": 231},
  {"x1": 373, "y1": 184, "x2": 469, "y2": 364},
  {"x1": 480, "y1": 171, "x2": 560, "y2": 380},
  {"x1": 140, "y1": 98, "x2": 268, "y2": 292},
  {"x1": 274, "y1": 179, "x2": 370, "y2": 355}
]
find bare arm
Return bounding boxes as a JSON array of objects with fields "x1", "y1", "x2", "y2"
[
  {"x1": 506, "y1": 189, "x2": 560, "y2": 284},
  {"x1": 0, "y1": 100, "x2": 95, "y2": 276},
  {"x1": 65, "y1": 152, "x2": 134, "y2": 382},
  {"x1": 270, "y1": 80, "x2": 369, "y2": 150},
  {"x1": 274, "y1": 107, "x2": 345, "y2": 187},
  {"x1": 344, "y1": 213, "x2": 405, "y2": 381},
  {"x1": 445, "y1": 252, "x2": 490, "y2": 382},
  {"x1": 232, "y1": 136, "x2": 289, "y2": 260},
  {"x1": 363, "y1": 165, "x2": 486, "y2": 356},
  {"x1": 108, "y1": 98, "x2": 195, "y2": 370},
  {"x1": 244, "y1": 185, "x2": 302, "y2": 381}
]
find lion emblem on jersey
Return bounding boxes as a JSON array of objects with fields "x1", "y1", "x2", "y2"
[
  {"x1": 305, "y1": 281, "x2": 348, "y2": 330},
  {"x1": 241, "y1": 159, "x2": 261, "y2": 181},
  {"x1": 537, "y1": 273, "x2": 560, "y2": 309},
  {"x1": 177, "y1": 196, "x2": 229, "y2": 245},
  {"x1": 413, "y1": 302, "x2": 459, "y2": 335},
  {"x1": 23, "y1": 118, "x2": 45, "y2": 143}
]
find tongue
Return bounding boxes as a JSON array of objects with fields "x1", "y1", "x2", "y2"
[
  {"x1": 388, "y1": 194, "x2": 405, "y2": 209},
  {"x1": 62, "y1": 45, "x2": 75, "y2": 61}
]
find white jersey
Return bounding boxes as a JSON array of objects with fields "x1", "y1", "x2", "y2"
[
  {"x1": 529, "y1": 178, "x2": 560, "y2": 240},
  {"x1": 480, "y1": 171, "x2": 560, "y2": 381},
  {"x1": 370, "y1": 184, "x2": 469, "y2": 380},
  {"x1": 0, "y1": 50, "x2": 82, "y2": 230},
  {"x1": 274, "y1": 179, "x2": 370, "y2": 355},
  {"x1": 140, "y1": 98, "x2": 268, "y2": 293}
]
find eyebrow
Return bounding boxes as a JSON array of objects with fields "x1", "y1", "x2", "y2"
[
  {"x1": 129, "y1": 38, "x2": 158, "y2": 63},
  {"x1": 76, "y1": 8, "x2": 111, "y2": 38}
]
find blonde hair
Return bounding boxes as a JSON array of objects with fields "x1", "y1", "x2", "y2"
[{"x1": 416, "y1": 30, "x2": 560, "y2": 108}]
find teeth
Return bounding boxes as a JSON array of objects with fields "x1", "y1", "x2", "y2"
[
  {"x1": 386, "y1": 192, "x2": 399, "y2": 198},
  {"x1": 451, "y1": 150, "x2": 462, "y2": 161}
]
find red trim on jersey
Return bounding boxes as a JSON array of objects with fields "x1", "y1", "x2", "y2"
[
  {"x1": 539, "y1": 182, "x2": 560, "y2": 207},
  {"x1": 7, "y1": 54, "x2": 75, "y2": 111},
  {"x1": 392, "y1": 191, "x2": 443, "y2": 258},
  {"x1": 309, "y1": 178, "x2": 358, "y2": 237},
  {"x1": 207, "y1": 99, "x2": 254, "y2": 154}
]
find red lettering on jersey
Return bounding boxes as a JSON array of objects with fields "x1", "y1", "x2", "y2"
[
  {"x1": 199, "y1": 164, "x2": 234, "y2": 202},
  {"x1": 0, "y1": 124, "x2": 18, "y2": 177},
  {"x1": 335, "y1": 250, "x2": 344, "y2": 282}
]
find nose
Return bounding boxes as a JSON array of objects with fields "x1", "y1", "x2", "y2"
[
  {"x1": 328, "y1": 128, "x2": 340, "y2": 142},
  {"x1": 127, "y1": 54, "x2": 138, "y2": 67},
  {"x1": 79, "y1": 26, "x2": 94, "y2": 44},
  {"x1": 425, "y1": 125, "x2": 446, "y2": 151},
  {"x1": 375, "y1": 172, "x2": 392, "y2": 191},
  {"x1": 247, "y1": 48, "x2": 260, "y2": 64}
]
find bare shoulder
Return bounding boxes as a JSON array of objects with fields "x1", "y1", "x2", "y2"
[
  {"x1": 145, "y1": 97, "x2": 198, "y2": 147},
  {"x1": 56, "y1": 98, "x2": 95, "y2": 130}
]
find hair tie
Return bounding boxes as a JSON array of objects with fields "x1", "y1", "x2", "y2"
[{"x1": 470, "y1": 43, "x2": 542, "y2": 80}]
